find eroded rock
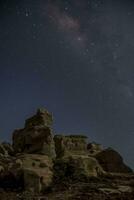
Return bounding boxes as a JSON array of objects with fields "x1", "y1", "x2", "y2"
[
  {"x1": 25, "y1": 108, "x2": 53, "y2": 128},
  {"x1": 0, "y1": 154, "x2": 53, "y2": 192},
  {"x1": 54, "y1": 155, "x2": 104, "y2": 181},
  {"x1": 2, "y1": 142, "x2": 14, "y2": 156},
  {"x1": 0, "y1": 144, "x2": 7, "y2": 156},
  {"x1": 54, "y1": 135, "x2": 88, "y2": 158},
  {"x1": 95, "y1": 148, "x2": 132, "y2": 173},
  {"x1": 87, "y1": 142, "x2": 103, "y2": 155},
  {"x1": 18, "y1": 154, "x2": 53, "y2": 193},
  {"x1": 12, "y1": 109, "x2": 55, "y2": 157},
  {"x1": 0, "y1": 107, "x2": 133, "y2": 197}
]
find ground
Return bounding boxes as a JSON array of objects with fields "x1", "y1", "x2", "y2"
[{"x1": 0, "y1": 173, "x2": 134, "y2": 200}]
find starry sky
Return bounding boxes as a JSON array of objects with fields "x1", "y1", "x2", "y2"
[{"x1": 0, "y1": 0, "x2": 134, "y2": 168}]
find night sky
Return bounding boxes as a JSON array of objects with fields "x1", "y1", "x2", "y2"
[{"x1": 0, "y1": 0, "x2": 134, "y2": 168}]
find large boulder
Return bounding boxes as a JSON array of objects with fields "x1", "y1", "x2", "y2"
[
  {"x1": 12, "y1": 109, "x2": 55, "y2": 157},
  {"x1": 54, "y1": 135, "x2": 88, "y2": 158},
  {"x1": 95, "y1": 148, "x2": 133, "y2": 173}
]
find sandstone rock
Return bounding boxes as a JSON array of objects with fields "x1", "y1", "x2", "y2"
[
  {"x1": 13, "y1": 126, "x2": 55, "y2": 157},
  {"x1": 87, "y1": 142, "x2": 103, "y2": 155},
  {"x1": 12, "y1": 109, "x2": 55, "y2": 157},
  {"x1": 0, "y1": 107, "x2": 133, "y2": 196},
  {"x1": 2, "y1": 142, "x2": 14, "y2": 156},
  {"x1": 118, "y1": 185, "x2": 133, "y2": 193},
  {"x1": 0, "y1": 144, "x2": 7, "y2": 155},
  {"x1": 54, "y1": 155, "x2": 104, "y2": 181},
  {"x1": 54, "y1": 135, "x2": 88, "y2": 158},
  {"x1": 0, "y1": 154, "x2": 53, "y2": 193},
  {"x1": 25, "y1": 108, "x2": 53, "y2": 128},
  {"x1": 20, "y1": 154, "x2": 53, "y2": 193},
  {"x1": 95, "y1": 148, "x2": 133, "y2": 173}
]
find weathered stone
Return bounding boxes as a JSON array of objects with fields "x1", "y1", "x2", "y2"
[
  {"x1": 87, "y1": 142, "x2": 103, "y2": 155},
  {"x1": 12, "y1": 109, "x2": 55, "y2": 157},
  {"x1": 25, "y1": 108, "x2": 53, "y2": 128},
  {"x1": 54, "y1": 155, "x2": 104, "y2": 181},
  {"x1": 13, "y1": 126, "x2": 55, "y2": 157},
  {"x1": 2, "y1": 142, "x2": 14, "y2": 156},
  {"x1": 54, "y1": 135, "x2": 88, "y2": 158},
  {"x1": 95, "y1": 148, "x2": 133, "y2": 173},
  {"x1": 20, "y1": 154, "x2": 53, "y2": 193},
  {"x1": 118, "y1": 185, "x2": 133, "y2": 193},
  {"x1": 0, "y1": 144, "x2": 7, "y2": 155},
  {"x1": 0, "y1": 107, "x2": 134, "y2": 197},
  {"x1": 0, "y1": 154, "x2": 53, "y2": 193}
]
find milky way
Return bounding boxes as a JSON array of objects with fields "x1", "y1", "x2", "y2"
[{"x1": 0, "y1": 0, "x2": 134, "y2": 167}]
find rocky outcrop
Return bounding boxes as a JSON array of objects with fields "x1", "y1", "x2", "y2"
[
  {"x1": 95, "y1": 148, "x2": 132, "y2": 173},
  {"x1": 54, "y1": 135, "x2": 88, "y2": 158},
  {"x1": 2, "y1": 142, "x2": 14, "y2": 156},
  {"x1": 12, "y1": 108, "x2": 55, "y2": 158},
  {"x1": 87, "y1": 142, "x2": 103, "y2": 155},
  {"x1": 54, "y1": 135, "x2": 105, "y2": 181},
  {"x1": 17, "y1": 154, "x2": 53, "y2": 193},
  {"x1": 0, "y1": 154, "x2": 53, "y2": 193},
  {"x1": 54, "y1": 155, "x2": 104, "y2": 181},
  {"x1": 25, "y1": 108, "x2": 53, "y2": 128},
  {"x1": 0, "y1": 142, "x2": 14, "y2": 157},
  {"x1": 0, "y1": 107, "x2": 133, "y2": 198},
  {"x1": 0, "y1": 144, "x2": 6, "y2": 156}
]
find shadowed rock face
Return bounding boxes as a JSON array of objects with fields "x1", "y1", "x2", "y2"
[
  {"x1": 25, "y1": 108, "x2": 53, "y2": 128},
  {"x1": 17, "y1": 154, "x2": 53, "y2": 193},
  {"x1": 12, "y1": 109, "x2": 55, "y2": 158},
  {"x1": 54, "y1": 135, "x2": 104, "y2": 179},
  {"x1": 95, "y1": 148, "x2": 132, "y2": 173},
  {"x1": 54, "y1": 155, "x2": 104, "y2": 180},
  {"x1": 0, "y1": 142, "x2": 14, "y2": 157},
  {"x1": 54, "y1": 135, "x2": 88, "y2": 158},
  {"x1": 0, "y1": 154, "x2": 53, "y2": 192},
  {"x1": 87, "y1": 142, "x2": 103, "y2": 155}
]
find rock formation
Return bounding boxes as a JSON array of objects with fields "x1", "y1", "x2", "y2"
[
  {"x1": 87, "y1": 142, "x2": 103, "y2": 155},
  {"x1": 54, "y1": 135, "x2": 88, "y2": 158},
  {"x1": 95, "y1": 148, "x2": 132, "y2": 173},
  {"x1": 0, "y1": 107, "x2": 133, "y2": 199},
  {"x1": 12, "y1": 108, "x2": 55, "y2": 157}
]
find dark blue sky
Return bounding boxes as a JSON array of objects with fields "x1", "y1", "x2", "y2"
[{"x1": 0, "y1": 0, "x2": 134, "y2": 168}]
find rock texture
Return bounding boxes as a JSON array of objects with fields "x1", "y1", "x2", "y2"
[
  {"x1": 19, "y1": 154, "x2": 53, "y2": 193},
  {"x1": 25, "y1": 108, "x2": 53, "y2": 128},
  {"x1": 0, "y1": 107, "x2": 133, "y2": 199},
  {"x1": 54, "y1": 135, "x2": 88, "y2": 158},
  {"x1": 95, "y1": 148, "x2": 132, "y2": 173},
  {"x1": 87, "y1": 142, "x2": 103, "y2": 155},
  {"x1": 54, "y1": 155, "x2": 104, "y2": 181},
  {"x1": 13, "y1": 108, "x2": 55, "y2": 157}
]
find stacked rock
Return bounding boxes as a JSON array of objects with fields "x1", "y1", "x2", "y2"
[
  {"x1": 11, "y1": 108, "x2": 55, "y2": 193},
  {"x1": 12, "y1": 108, "x2": 55, "y2": 157}
]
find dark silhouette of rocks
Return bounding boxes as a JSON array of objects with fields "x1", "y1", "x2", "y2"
[
  {"x1": 0, "y1": 108, "x2": 133, "y2": 199},
  {"x1": 95, "y1": 148, "x2": 133, "y2": 173}
]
